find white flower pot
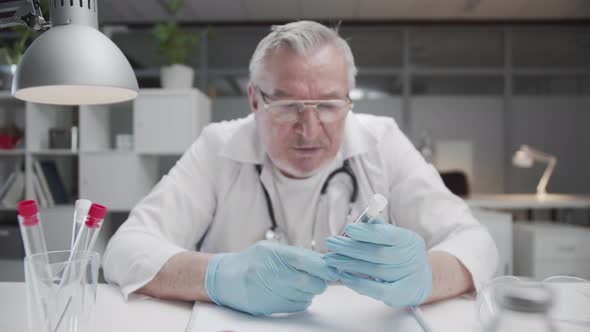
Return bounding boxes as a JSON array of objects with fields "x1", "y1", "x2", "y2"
[{"x1": 160, "y1": 64, "x2": 194, "y2": 89}]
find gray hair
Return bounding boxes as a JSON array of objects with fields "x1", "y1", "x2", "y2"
[{"x1": 249, "y1": 21, "x2": 357, "y2": 90}]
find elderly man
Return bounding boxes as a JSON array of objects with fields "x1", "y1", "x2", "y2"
[{"x1": 103, "y1": 21, "x2": 497, "y2": 316}]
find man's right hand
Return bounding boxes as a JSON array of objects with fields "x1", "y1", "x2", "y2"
[{"x1": 204, "y1": 241, "x2": 340, "y2": 315}]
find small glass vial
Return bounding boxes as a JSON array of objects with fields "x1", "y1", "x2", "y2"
[{"x1": 486, "y1": 283, "x2": 557, "y2": 332}]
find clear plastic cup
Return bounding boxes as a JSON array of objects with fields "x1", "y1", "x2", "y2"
[
  {"x1": 24, "y1": 250, "x2": 99, "y2": 332},
  {"x1": 476, "y1": 275, "x2": 590, "y2": 329}
]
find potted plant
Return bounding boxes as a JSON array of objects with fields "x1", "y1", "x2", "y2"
[
  {"x1": 153, "y1": 0, "x2": 201, "y2": 89},
  {"x1": 0, "y1": 26, "x2": 35, "y2": 90},
  {"x1": 0, "y1": 0, "x2": 47, "y2": 91}
]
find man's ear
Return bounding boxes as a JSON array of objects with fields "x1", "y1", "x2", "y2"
[{"x1": 247, "y1": 83, "x2": 258, "y2": 114}]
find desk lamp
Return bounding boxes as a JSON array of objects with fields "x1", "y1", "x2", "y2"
[
  {"x1": 512, "y1": 145, "x2": 557, "y2": 196},
  {"x1": 0, "y1": 0, "x2": 138, "y2": 105}
]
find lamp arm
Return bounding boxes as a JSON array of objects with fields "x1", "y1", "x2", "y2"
[
  {"x1": 0, "y1": 0, "x2": 48, "y2": 31},
  {"x1": 536, "y1": 157, "x2": 556, "y2": 196},
  {"x1": 526, "y1": 147, "x2": 555, "y2": 163}
]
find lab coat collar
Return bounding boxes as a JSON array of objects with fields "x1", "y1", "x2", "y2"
[
  {"x1": 341, "y1": 111, "x2": 379, "y2": 160},
  {"x1": 218, "y1": 112, "x2": 378, "y2": 164},
  {"x1": 219, "y1": 114, "x2": 265, "y2": 164}
]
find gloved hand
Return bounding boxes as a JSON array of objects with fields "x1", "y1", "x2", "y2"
[
  {"x1": 205, "y1": 240, "x2": 340, "y2": 316},
  {"x1": 324, "y1": 220, "x2": 432, "y2": 307}
]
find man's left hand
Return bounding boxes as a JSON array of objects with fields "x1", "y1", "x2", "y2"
[{"x1": 324, "y1": 221, "x2": 432, "y2": 307}]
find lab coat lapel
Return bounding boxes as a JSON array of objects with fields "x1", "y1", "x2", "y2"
[
  {"x1": 219, "y1": 114, "x2": 265, "y2": 165},
  {"x1": 341, "y1": 114, "x2": 389, "y2": 223}
]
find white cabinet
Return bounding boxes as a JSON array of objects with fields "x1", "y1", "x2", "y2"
[
  {"x1": 79, "y1": 88, "x2": 211, "y2": 210},
  {"x1": 471, "y1": 208, "x2": 513, "y2": 276},
  {"x1": 514, "y1": 223, "x2": 590, "y2": 280},
  {"x1": 134, "y1": 89, "x2": 211, "y2": 154},
  {"x1": 79, "y1": 153, "x2": 158, "y2": 211}
]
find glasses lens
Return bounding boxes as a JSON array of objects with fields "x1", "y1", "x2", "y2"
[
  {"x1": 268, "y1": 102, "x2": 301, "y2": 123},
  {"x1": 316, "y1": 100, "x2": 348, "y2": 122},
  {"x1": 266, "y1": 100, "x2": 349, "y2": 124}
]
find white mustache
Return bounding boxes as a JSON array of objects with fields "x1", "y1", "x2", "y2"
[{"x1": 292, "y1": 138, "x2": 324, "y2": 149}]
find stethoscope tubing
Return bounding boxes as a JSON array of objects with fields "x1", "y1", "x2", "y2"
[{"x1": 256, "y1": 159, "x2": 358, "y2": 234}]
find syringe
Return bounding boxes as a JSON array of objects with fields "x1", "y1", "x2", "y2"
[{"x1": 341, "y1": 193, "x2": 388, "y2": 236}]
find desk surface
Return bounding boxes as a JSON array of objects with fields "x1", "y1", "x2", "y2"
[
  {"x1": 0, "y1": 283, "x2": 479, "y2": 332},
  {"x1": 0, "y1": 282, "x2": 587, "y2": 332},
  {"x1": 0, "y1": 283, "x2": 192, "y2": 332},
  {"x1": 466, "y1": 193, "x2": 590, "y2": 210}
]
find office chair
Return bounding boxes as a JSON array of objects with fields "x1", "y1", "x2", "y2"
[{"x1": 440, "y1": 170, "x2": 470, "y2": 197}]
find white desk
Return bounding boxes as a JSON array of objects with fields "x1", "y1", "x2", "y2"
[
  {"x1": 0, "y1": 283, "x2": 587, "y2": 332},
  {"x1": 466, "y1": 194, "x2": 590, "y2": 210},
  {"x1": 0, "y1": 282, "x2": 478, "y2": 332}
]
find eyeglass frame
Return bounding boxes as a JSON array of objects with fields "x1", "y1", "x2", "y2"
[{"x1": 254, "y1": 85, "x2": 354, "y2": 123}]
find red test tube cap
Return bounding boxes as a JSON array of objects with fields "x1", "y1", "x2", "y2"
[
  {"x1": 88, "y1": 203, "x2": 107, "y2": 221},
  {"x1": 17, "y1": 200, "x2": 38, "y2": 218}
]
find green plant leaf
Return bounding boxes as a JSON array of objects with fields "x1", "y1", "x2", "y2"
[
  {"x1": 166, "y1": 0, "x2": 183, "y2": 13},
  {"x1": 152, "y1": 20, "x2": 201, "y2": 65}
]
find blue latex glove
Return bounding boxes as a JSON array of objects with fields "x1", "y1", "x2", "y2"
[
  {"x1": 324, "y1": 221, "x2": 432, "y2": 307},
  {"x1": 205, "y1": 240, "x2": 340, "y2": 316}
]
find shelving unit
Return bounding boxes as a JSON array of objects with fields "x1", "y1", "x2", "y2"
[
  {"x1": 30, "y1": 149, "x2": 78, "y2": 156},
  {"x1": 0, "y1": 149, "x2": 25, "y2": 156},
  {"x1": 0, "y1": 88, "x2": 211, "y2": 281}
]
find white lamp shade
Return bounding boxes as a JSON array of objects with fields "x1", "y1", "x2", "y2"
[
  {"x1": 12, "y1": 24, "x2": 138, "y2": 105},
  {"x1": 513, "y1": 149, "x2": 534, "y2": 168}
]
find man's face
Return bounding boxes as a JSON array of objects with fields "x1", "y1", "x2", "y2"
[{"x1": 248, "y1": 44, "x2": 350, "y2": 178}]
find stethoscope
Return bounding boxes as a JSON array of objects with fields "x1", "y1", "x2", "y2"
[{"x1": 255, "y1": 159, "x2": 358, "y2": 250}]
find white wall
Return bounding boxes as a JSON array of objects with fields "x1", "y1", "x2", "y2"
[
  {"x1": 410, "y1": 97, "x2": 505, "y2": 193},
  {"x1": 509, "y1": 97, "x2": 590, "y2": 194},
  {"x1": 212, "y1": 97, "x2": 250, "y2": 123},
  {"x1": 353, "y1": 97, "x2": 403, "y2": 125}
]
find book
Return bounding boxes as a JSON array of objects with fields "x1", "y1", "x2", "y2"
[
  {"x1": 39, "y1": 160, "x2": 69, "y2": 205},
  {"x1": 1, "y1": 169, "x2": 24, "y2": 207},
  {"x1": 32, "y1": 172, "x2": 48, "y2": 207},
  {"x1": 0, "y1": 171, "x2": 17, "y2": 203},
  {"x1": 33, "y1": 160, "x2": 54, "y2": 207}
]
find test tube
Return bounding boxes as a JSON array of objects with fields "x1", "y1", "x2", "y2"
[
  {"x1": 341, "y1": 194, "x2": 388, "y2": 236},
  {"x1": 71, "y1": 203, "x2": 107, "y2": 254},
  {"x1": 17, "y1": 200, "x2": 54, "y2": 331},
  {"x1": 60, "y1": 203, "x2": 106, "y2": 289},
  {"x1": 17, "y1": 200, "x2": 49, "y2": 257},
  {"x1": 70, "y1": 199, "x2": 92, "y2": 250}
]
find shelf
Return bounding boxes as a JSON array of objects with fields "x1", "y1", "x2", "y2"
[
  {"x1": 80, "y1": 149, "x2": 136, "y2": 154},
  {"x1": 80, "y1": 149, "x2": 184, "y2": 156},
  {"x1": 30, "y1": 149, "x2": 79, "y2": 156},
  {"x1": 136, "y1": 150, "x2": 184, "y2": 156},
  {"x1": 0, "y1": 149, "x2": 25, "y2": 156},
  {"x1": 0, "y1": 205, "x2": 119, "y2": 212}
]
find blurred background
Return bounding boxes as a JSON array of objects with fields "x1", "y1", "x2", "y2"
[{"x1": 98, "y1": 0, "x2": 590, "y2": 195}]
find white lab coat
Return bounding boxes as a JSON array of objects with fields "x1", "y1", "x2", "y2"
[{"x1": 103, "y1": 112, "x2": 498, "y2": 298}]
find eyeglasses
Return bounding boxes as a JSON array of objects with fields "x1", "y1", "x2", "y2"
[{"x1": 256, "y1": 87, "x2": 353, "y2": 124}]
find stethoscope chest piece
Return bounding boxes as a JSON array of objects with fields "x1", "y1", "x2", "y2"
[
  {"x1": 264, "y1": 228, "x2": 286, "y2": 244},
  {"x1": 264, "y1": 229, "x2": 276, "y2": 241}
]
